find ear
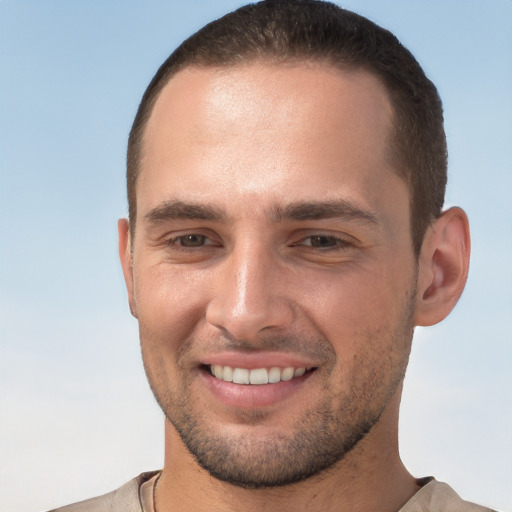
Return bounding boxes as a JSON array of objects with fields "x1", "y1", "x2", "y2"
[
  {"x1": 118, "y1": 218, "x2": 138, "y2": 318},
  {"x1": 414, "y1": 207, "x2": 471, "y2": 326}
]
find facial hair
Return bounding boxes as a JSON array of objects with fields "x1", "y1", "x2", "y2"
[{"x1": 141, "y1": 284, "x2": 417, "y2": 489}]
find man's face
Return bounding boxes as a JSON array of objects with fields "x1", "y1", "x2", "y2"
[{"x1": 123, "y1": 63, "x2": 418, "y2": 487}]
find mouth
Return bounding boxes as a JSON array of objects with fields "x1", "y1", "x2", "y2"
[
  {"x1": 204, "y1": 364, "x2": 316, "y2": 385},
  {"x1": 198, "y1": 354, "x2": 320, "y2": 409}
]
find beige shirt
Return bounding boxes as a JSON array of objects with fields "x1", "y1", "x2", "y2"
[
  {"x1": 140, "y1": 473, "x2": 158, "y2": 511},
  {"x1": 398, "y1": 480, "x2": 495, "y2": 512},
  {"x1": 51, "y1": 471, "x2": 497, "y2": 512},
  {"x1": 139, "y1": 473, "x2": 495, "y2": 512}
]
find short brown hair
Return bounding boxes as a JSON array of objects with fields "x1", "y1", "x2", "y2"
[{"x1": 127, "y1": 0, "x2": 447, "y2": 254}]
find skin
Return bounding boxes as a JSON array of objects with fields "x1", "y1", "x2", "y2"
[{"x1": 119, "y1": 63, "x2": 470, "y2": 512}]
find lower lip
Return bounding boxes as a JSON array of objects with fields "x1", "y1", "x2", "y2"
[{"x1": 201, "y1": 369, "x2": 314, "y2": 409}]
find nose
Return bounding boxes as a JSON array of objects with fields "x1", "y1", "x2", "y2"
[{"x1": 205, "y1": 242, "x2": 294, "y2": 341}]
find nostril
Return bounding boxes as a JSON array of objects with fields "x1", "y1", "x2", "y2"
[{"x1": 205, "y1": 298, "x2": 295, "y2": 341}]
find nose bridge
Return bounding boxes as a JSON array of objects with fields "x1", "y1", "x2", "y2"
[
  {"x1": 231, "y1": 246, "x2": 259, "y2": 317},
  {"x1": 206, "y1": 235, "x2": 292, "y2": 339}
]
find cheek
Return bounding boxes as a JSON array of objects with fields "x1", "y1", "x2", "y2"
[
  {"x1": 298, "y1": 263, "x2": 414, "y2": 349},
  {"x1": 135, "y1": 266, "x2": 212, "y2": 345}
]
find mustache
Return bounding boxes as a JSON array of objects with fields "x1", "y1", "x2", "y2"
[{"x1": 177, "y1": 330, "x2": 335, "y2": 367}]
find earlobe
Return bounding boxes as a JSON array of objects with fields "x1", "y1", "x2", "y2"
[
  {"x1": 414, "y1": 207, "x2": 471, "y2": 327},
  {"x1": 118, "y1": 218, "x2": 138, "y2": 318}
]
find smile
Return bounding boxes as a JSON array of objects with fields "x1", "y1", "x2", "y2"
[{"x1": 209, "y1": 365, "x2": 314, "y2": 385}]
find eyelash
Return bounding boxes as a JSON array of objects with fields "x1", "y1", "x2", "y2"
[
  {"x1": 294, "y1": 234, "x2": 353, "y2": 250},
  {"x1": 165, "y1": 233, "x2": 353, "y2": 251},
  {"x1": 166, "y1": 233, "x2": 219, "y2": 249}
]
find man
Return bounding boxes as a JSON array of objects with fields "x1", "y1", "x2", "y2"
[{"x1": 51, "y1": 1, "x2": 492, "y2": 511}]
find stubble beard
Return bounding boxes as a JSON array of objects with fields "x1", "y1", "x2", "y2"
[
  {"x1": 162, "y1": 386, "x2": 384, "y2": 489},
  {"x1": 141, "y1": 288, "x2": 416, "y2": 489}
]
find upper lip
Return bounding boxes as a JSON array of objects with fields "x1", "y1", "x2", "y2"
[{"x1": 201, "y1": 351, "x2": 319, "y2": 370}]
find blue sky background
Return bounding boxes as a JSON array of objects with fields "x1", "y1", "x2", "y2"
[{"x1": 1, "y1": 1, "x2": 511, "y2": 510}]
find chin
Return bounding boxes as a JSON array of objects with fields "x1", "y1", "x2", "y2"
[{"x1": 158, "y1": 386, "x2": 382, "y2": 489}]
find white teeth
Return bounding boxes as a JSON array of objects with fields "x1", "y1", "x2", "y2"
[
  {"x1": 281, "y1": 367, "x2": 295, "y2": 381},
  {"x1": 249, "y1": 368, "x2": 268, "y2": 385},
  {"x1": 232, "y1": 368, "x2": 250, "y2": 384},
  {"x1": 223, "y1": 366, "x2": 233, "y2": 382},
  {"x1": 294, "y1": 367, "x2": 306, "y2": 377},
  {"x1": 210, "y1": 365, "x2": 308, "y2": 385},
  {"x1": 213, "y1": 365, "x2": 223, "y2": 379},
  {"x1": 268, "y1": 367, "x2": 281, "y2": 383}
]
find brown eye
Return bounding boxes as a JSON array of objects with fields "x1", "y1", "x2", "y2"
[
  {"x1": 178, "y1": 234, "x2": 206, "y2": 247},
  {"x1": 309, "y1": 235, "x2": 339, "y2": 248}
]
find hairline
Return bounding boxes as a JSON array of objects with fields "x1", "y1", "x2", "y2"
[{"x1": 129, "y1": 57, "x2": 416, "y2": 249}]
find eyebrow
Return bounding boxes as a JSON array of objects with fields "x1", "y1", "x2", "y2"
[
  {"x1": 270, "y1": 200, "x2": 380, "y2": 225},
  {"x1": 144, "y1": 200, "x2": 226, "y2": 224},
  {"x1": 144, "y1": 198, "x2": 379, "y2": 227}
]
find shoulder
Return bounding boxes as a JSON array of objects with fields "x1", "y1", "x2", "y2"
[
  {"x1": 401, "y1": 479, "x2": 497, "y2": 512},
  {"x1": 47, "y1": 471, "x2": 161, "y2": 512}
]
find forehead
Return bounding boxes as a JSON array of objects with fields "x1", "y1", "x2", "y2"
[
  {"x1": 144, "y1": 62, "x2": 393, "y2": 156},
  {"x1": 138, "y1": 62, "x2": 401, "y2": 220}
]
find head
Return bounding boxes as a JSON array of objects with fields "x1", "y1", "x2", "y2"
[
  {"x1": 119, "y1": 0, "x2": 469, "y2": 490},
  {"x1": 127, "y1": 0, "x2": 447, "y2": 256}
]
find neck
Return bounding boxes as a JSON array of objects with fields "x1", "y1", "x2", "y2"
[{"x1": 155, "y1": 391, "x2": 419, "y2": 512}]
